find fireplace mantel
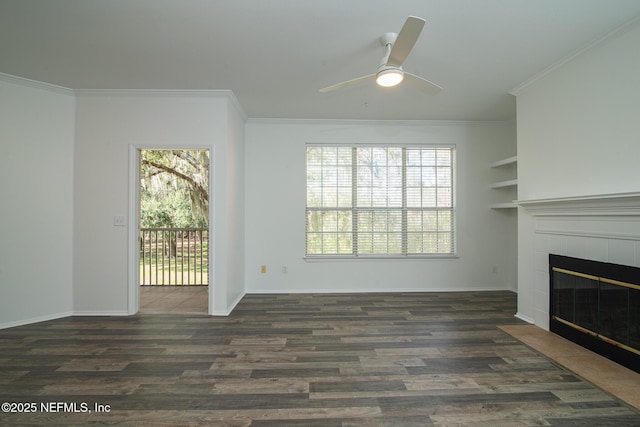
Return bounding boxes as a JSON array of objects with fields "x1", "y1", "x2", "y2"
[
  {"x1": 516, "y1": 191, "x2": 640, "y2": 333},
  {"x1": 515, "y1": 192, "x2": 640, "y2": 217}
]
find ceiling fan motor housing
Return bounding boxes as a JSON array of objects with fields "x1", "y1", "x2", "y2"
[{"x1": 380, "y1": 32, "x2": 397, "y2": 47}]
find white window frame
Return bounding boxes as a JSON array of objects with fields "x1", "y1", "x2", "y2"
[{"x1": 305, "y1": 143, "x2": 457, "y2": 260}]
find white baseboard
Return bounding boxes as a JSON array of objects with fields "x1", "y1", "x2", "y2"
[
  {"x1": 515, "y1": 312, "x2": 535, "y2": 324},
  {"x1": 0, "y1": 310, "x2": 133, "y2": 329},
  {"x1": 245, "y1": 287, "x2": 512, "y2": 294},
  {"x1": 72, "y1": 311, "x2": 130, "y2": 316},
  {"x1": 0, "y1": 311, "x2": 74, "y2": 330},
  {"x1": 211, "y1": 291, "x2": 246, "y2": 316}
]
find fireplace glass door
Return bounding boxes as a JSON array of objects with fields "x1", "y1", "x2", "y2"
[{"x1": 549, "y1": 254, "x2": 640, "y2": 373}]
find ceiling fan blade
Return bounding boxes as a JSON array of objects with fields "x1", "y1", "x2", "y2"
[
  {"x1": 387, "y1": 16, "x2": 425, "y2": 67},
  {"x1": 405, "y1": 72, "x2": 442, "y2": 95},
  {"x1": 319, "y1": 74, "x2": 376, "y2": 93}
]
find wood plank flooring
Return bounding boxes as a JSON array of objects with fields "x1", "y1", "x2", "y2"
[
  {"x1": 139, "y1": 285, "x2": 207, "y2": 314},
  {"x1": 500, "y1": 325, "x2": 640, "y2": 410},
  {"x1": 1, "y1": 291, "x2": 639, "y2": 426}
]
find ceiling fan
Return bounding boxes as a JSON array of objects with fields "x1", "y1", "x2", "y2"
[{"x1": 319, "y1": 16, "x2": 442, "y2": 95}]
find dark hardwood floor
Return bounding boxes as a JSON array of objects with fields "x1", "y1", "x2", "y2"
[{"x1": 1, "y1": 291, "x2": 639, "y2": 426}]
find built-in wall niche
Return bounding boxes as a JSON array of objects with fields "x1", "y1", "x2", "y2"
[
  {"x1": 549, "y1": 254, "x2": 640, "y2": 373},
  {"x1": 490, "y1": 156, "x2": 517, "y2": 209}
]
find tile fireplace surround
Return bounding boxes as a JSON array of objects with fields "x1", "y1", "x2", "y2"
[{"x1": 517, "y1": 192, "x2": 640, "y2": 330}]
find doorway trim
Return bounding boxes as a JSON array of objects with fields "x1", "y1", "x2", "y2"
[{"x1": 127, "y1": 144, "x2": 214, "y2": 315}]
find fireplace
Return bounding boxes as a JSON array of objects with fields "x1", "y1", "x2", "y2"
[{"x1": 549, "y1": 254, "x2": 640, "y2": 373}]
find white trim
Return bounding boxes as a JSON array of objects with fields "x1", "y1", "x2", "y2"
[
  {"x1": 307, "y1": 141, "x2": 456, "y2": 148},
  {"x1": 247, "y1": 118, "x2": 514, "y2": 127},
  {"x1": 534, "y1": 216, "x2": 640, "y2": 241},
  {"x1": 0, "y1": 72, "x2": 74, "y2": 96},
  {"x1": 72, "y1": 311, "x2": 130, "y2": 316},
  {"x1": 515, "y1": 312, "x2": 535, "y2": 324},
  {"x1": 226, "y1": 92, "x2": 248, "y2": 122},
  {"x1": 0, "y1": 75, "x2": 249, "y2": 121},
  {"x1": 246, "y1": 287, "x2": 511, "y2": 294},
  {"x1": 535, "y1": 229, "x2": 640, "y2": 241},
  {"x1": 0, "y1": 312, "x2": 74, "y2": 330},
  {"x1": 303, "y1": 255, "x2": 459, "y2": 262},
  {"x1": 207, "y1": 145, "x2": 216, "y2": 315},
  {"x1": 510, "y1": 15, "x2": 640, "y2": 96},
  {"x1": 75, "y1": 88, "x2": 234, "y2": 98},
  {"x1": 128, "y1": 146, "x2": 141, "y2": 315},
  {"x1": 74, "y1": 89, "x2": 247, "y2": 121},
  {"x1": 211, "y1": 291, "x2": 246, "y2": 316},
  {"x1": 515, "y1": 192, "x2": 640, "y2": 216},
  {"x1": 74, "y1": 89, "x2": 248, "y2": 120}
]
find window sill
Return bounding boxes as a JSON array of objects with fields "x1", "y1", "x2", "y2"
[{"x1": 303, "y1": 254, "x2": 459, "y2": 262}]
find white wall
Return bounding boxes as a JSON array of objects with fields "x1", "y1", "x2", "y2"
[
  {"x1": 73, "y1": 91, "x2": 245, "y2": 315},
  {"x1": 245, "y1": 119, "x2": 517, "y2": 294},
  {"x1": 224, "y1": 98, "x2": 247, "y2": 311},
  {"x1": 1, "y1": 77, "x2": 518, "y2": 326},
  {"x1": 211, "y1": 96, "x2": 247, "y2": 314},
  {"x1": 0, "y1": 76, "x2": 75, "y2": 327},
  {"x1": 515, "y1": 21, "x2": 640, "y2": 201},
  {"x1": 513, "y1": 20, "x2": 640, "y2": 325}
]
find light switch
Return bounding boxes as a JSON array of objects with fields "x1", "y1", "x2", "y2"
[{"x1": 113, "y1": 215, "x2": 126, "y2": 226}]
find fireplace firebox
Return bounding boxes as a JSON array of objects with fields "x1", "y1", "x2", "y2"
[{"x1": 549, "y1": 254, "x2": 640, "y2": 373}]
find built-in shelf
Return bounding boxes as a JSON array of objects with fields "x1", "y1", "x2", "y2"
[
  {"x1": 491, "y1": 179, "x2": 518, "y2": 189},
  {"x1": 490, "y1": 156, "x2": 517, "y2": 168},
  {"x1": 490, "y1": 156, "x2": 517, "y2": 209}
]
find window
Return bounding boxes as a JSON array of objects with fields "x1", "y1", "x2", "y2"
[{"x1": 306, "y1": 144, "x2": 455, "y2": 257}]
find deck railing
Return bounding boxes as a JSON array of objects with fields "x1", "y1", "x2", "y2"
[{"x1": 140, "y1": 228, "x2": 208, "y2": 285}]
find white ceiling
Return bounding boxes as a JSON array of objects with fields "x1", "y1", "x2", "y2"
[{"x1": 1, "y1": 0, "x2": 640, "y2": 121}]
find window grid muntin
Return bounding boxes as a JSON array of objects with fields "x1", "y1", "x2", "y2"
[{"x1": 306, "y1": 145, "x2": 455, "y2": 256}]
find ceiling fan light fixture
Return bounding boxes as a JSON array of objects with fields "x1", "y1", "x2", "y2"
[
  {"x1": 376, "y1": 68, "x2": 404, "y2": 87},
  {"x1": 319, "y1": 17, "x2": 440, "y2": 94}
]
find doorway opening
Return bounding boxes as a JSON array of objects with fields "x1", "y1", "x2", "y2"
[{"x1": 137, "y1": 149, "x2": 210, "y2": 314}]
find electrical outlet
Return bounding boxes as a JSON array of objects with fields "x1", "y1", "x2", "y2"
[
  {"x1": 282, "y1": 266, "x2": 288, "y2": 274},
  {"x1": 261, "y1": 265, "x2": 267, "y2": 274},
  {"x1": 113, "y1": 215, "x2": 126, "y2": 227}
]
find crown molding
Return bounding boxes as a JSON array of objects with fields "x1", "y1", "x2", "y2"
[
  {"x1": 246, "y1": 118, "x2": 514, "y2": 127},
  {"x1": 0, "y1": 73, "x2": 73, "y2": 96},
  {"x1": 74, "y1": 88, "x2": 235, "y2": 98},
  {"x1": 226, "y1": 91, "x2": 248, "y2": 122},
  {"x1": 74, "y1": 88, "x2": 247, "y2": 120},
  {"x1": 509, "y1": 14, "x2": 640, "y2": 96},
  {"x1": 0, "y1": 73, "x2": 248, "y2": 120}
]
